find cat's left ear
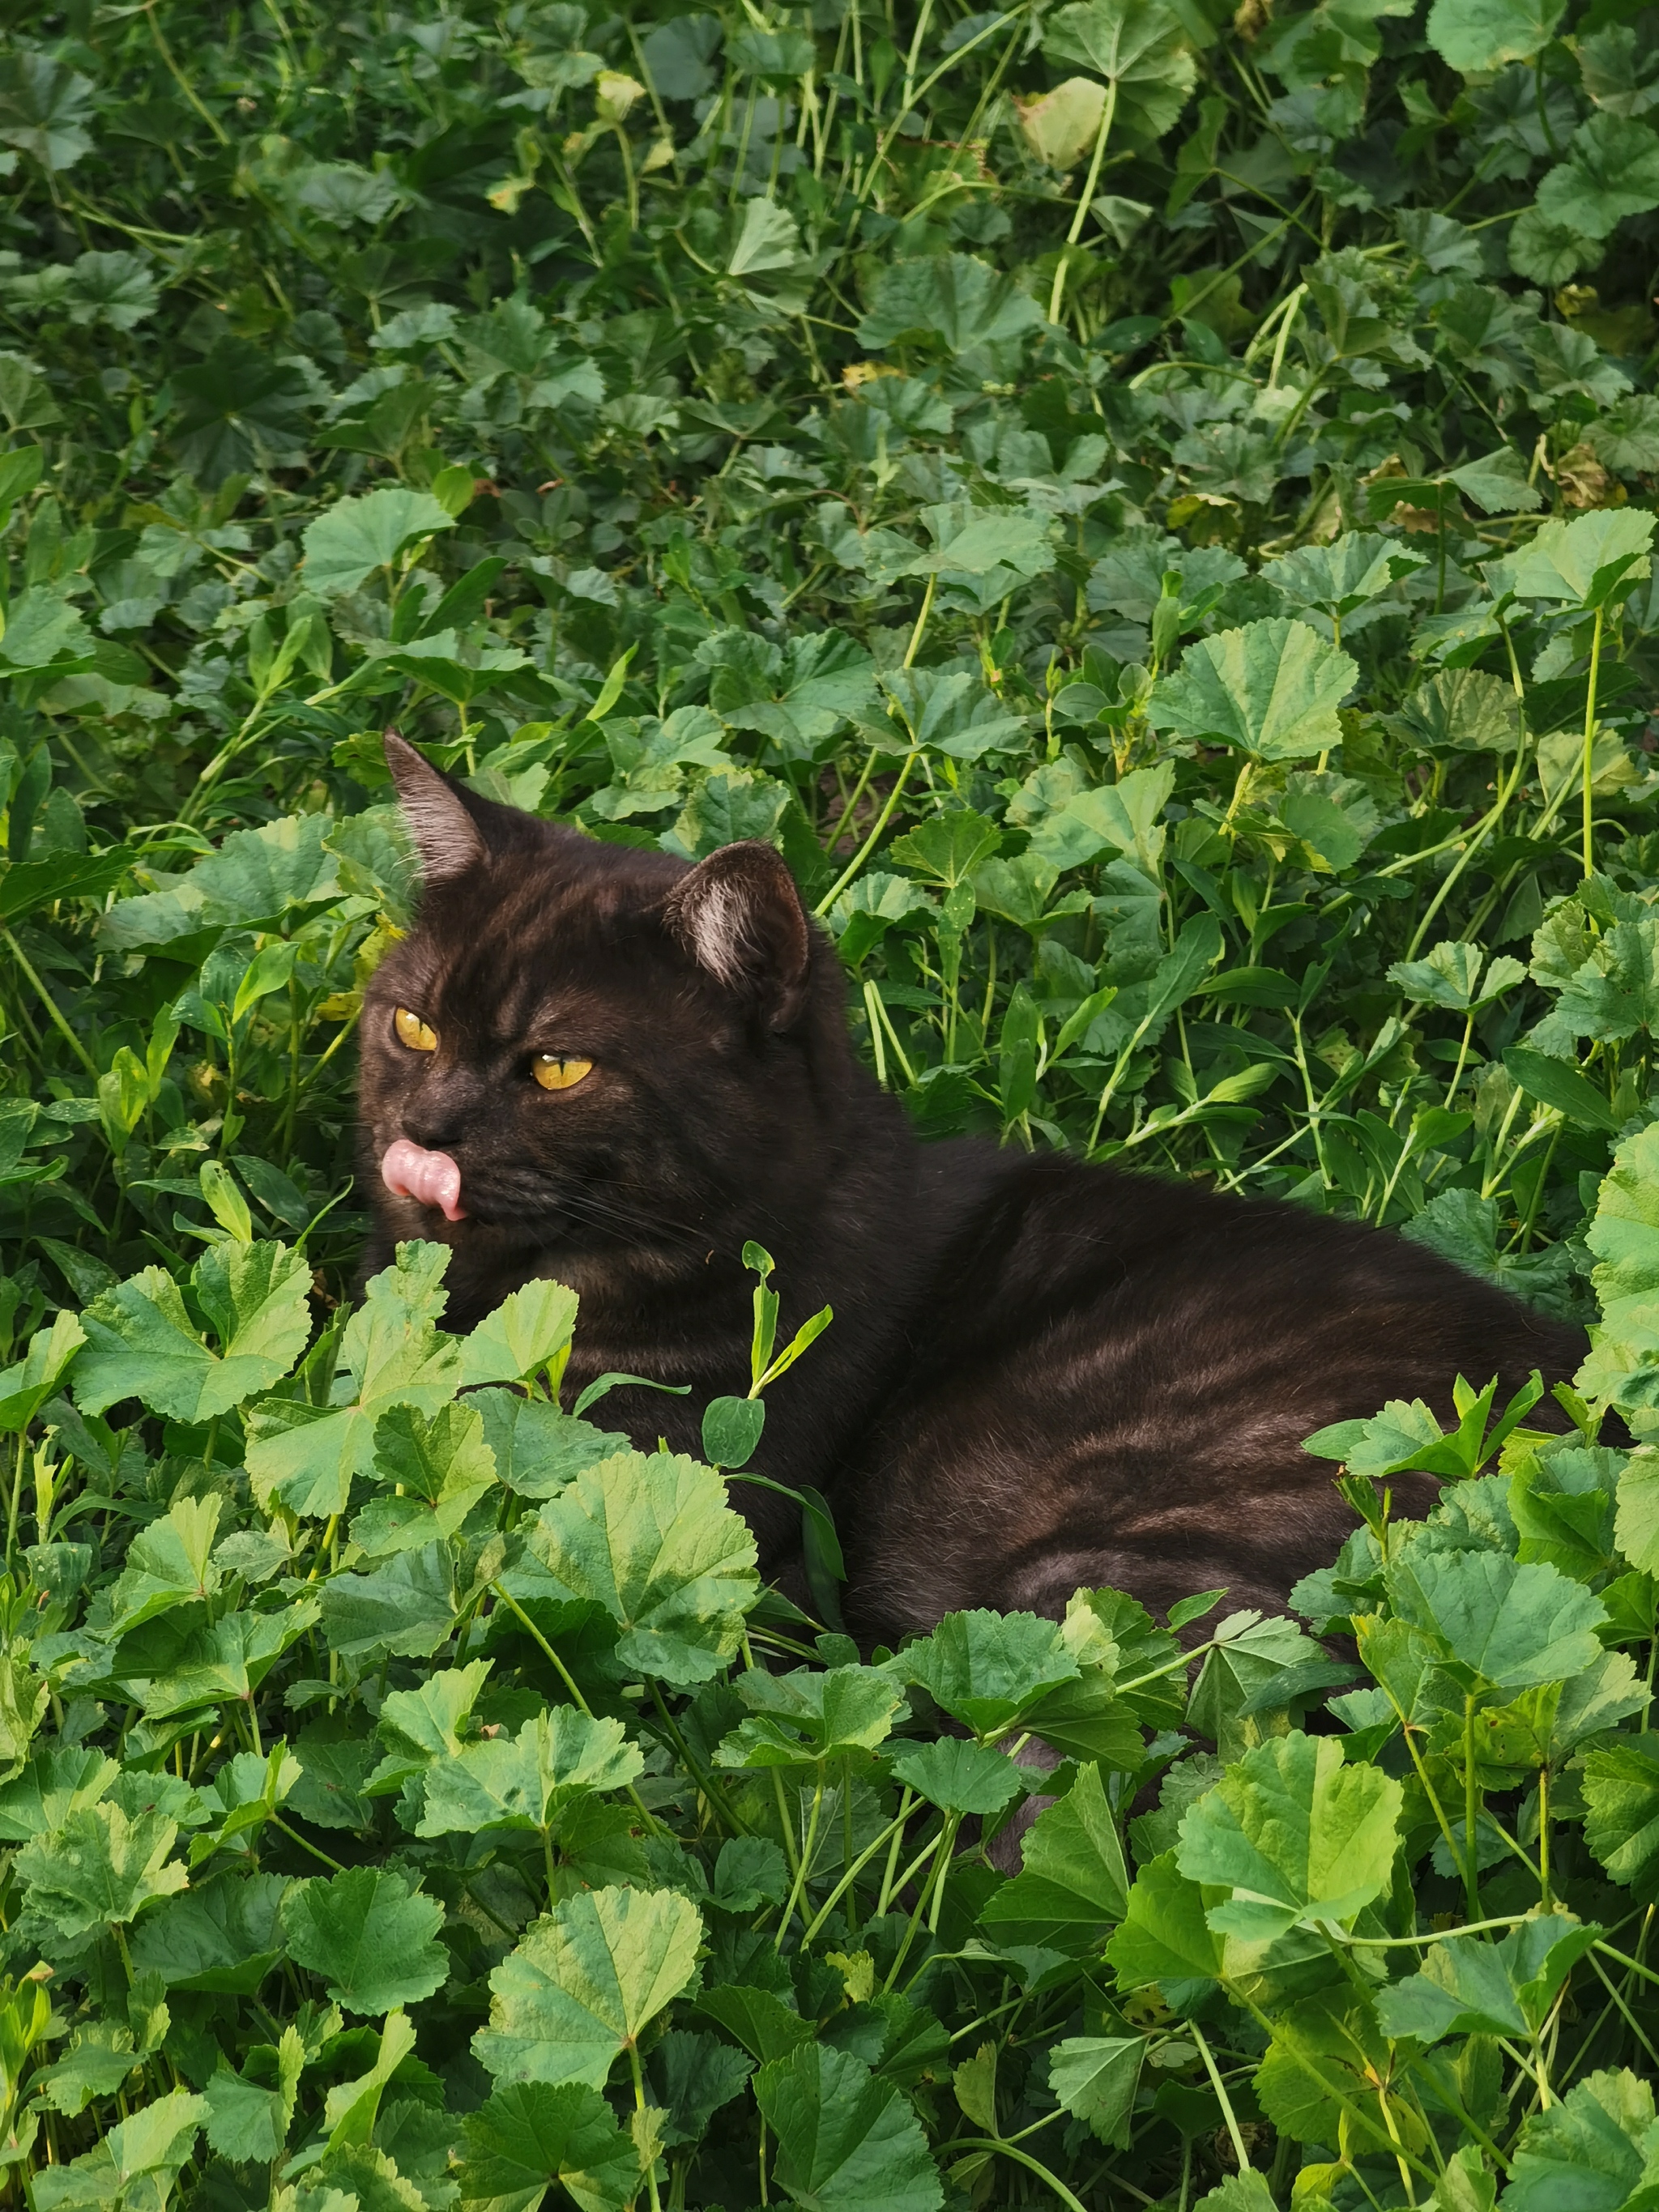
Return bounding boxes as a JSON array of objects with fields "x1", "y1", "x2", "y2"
[{"x1": 666, "y1": 842, "x2": 812, "y2": 1031}]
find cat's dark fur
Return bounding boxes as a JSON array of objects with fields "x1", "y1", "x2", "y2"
[{"x1": 360, "y1": 735, "x2": 1586, "y2": 1642}]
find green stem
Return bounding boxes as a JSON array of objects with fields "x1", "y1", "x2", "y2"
[
  {"x1": 1582, "y1": 602, "x2": 1605, "y2": 881},
  {"x1": 1048, "y1": 77, "x2": 1118, "y2": 326},
  {"x1": 812, "y1": 750, "x2": 919, "y2": 916},
  {"x1": 1189, "y1": 2022, "x2": 1252, "y2": 2173},
  {"x1": 2, "y1": 928, "x2": 99, "y2": 1079}
]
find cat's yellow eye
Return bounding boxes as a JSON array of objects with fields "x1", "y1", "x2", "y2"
[
  {"x1": 532, "y1": 1055, "x2": 593, "y2": 1093},
  {"x1": 394, "y1": 1007, "x2": 438, "y2": 1053}
]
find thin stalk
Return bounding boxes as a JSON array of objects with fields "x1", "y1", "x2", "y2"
[
  {"x1": 813, "y1": 751, "x2": 919, "y2": 915},
  {"x1": 1582, "y1": 602, "x2": 1605, "y2": 880},
  {"x1": 2, "y1": 928, "x2": 98, "y2": 1079},
  {"x1": 1189, "y1": 2022, "x2": 1252, "y2": 2173},
  {"x1": 1048, "y1": 78, "x2": 1118, "y2": 326}
]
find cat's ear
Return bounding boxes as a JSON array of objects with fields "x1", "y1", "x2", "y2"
[
  {"x1": 665, "y1": 842, "x2": 812, "y2": 1031},
  {"x1": 384, "y1": 731, "x2": 487, "y2": 883}
]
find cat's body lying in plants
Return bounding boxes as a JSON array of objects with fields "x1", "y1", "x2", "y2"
[{"x1": 361, "y1": 735, "x2": 1584, "y2": 1640}]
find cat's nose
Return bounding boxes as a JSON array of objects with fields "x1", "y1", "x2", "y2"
[{"x1": 403, "y1": 1104, "x2": 467, "y2": 1149}]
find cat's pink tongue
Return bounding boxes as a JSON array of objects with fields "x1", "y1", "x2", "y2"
[{"x1": 381, "y1": 1139, "x2": 467, "y2": 1221}]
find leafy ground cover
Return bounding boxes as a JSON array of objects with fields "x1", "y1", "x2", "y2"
[{"x1": 9, "y1": 0, "x2": 1659, "y2": 2204}]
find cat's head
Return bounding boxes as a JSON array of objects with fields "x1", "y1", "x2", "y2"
[{"x1": 359, "y1": 734, "x2": 860, "y2": 1281}]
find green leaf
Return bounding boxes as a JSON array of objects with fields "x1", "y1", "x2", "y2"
[
  {"x1": 1048, "y1": 2035, "x2": 1144, "y2": 2149},
  {"x1": 1582, "y1": 1124, "x2": 1659, "y2": 1411},
  {"x1": 15, "y1": 1803, "x2": 188, "y2": 1941},
  {"x1": 301, "y1": 485, "x2": 457, "y2": 595},
  {"x1": 32, "y1": 2089, "x2": 207, "y2": 2212},
  {"x1": 1106, "y1": 1849, "x2": 1226, "y2": 1999},
  {"x1": 717, "y1": 1663, "x2": 907, "y2": 1767},
  {"x1": 857, "y1": 254, "x2": 1046, "y2": 353},
  {"x1": 1502, "y1": 2068, "x2": 1659, "y2": 2212},
  {"x1": 107, "y1": 1494, "x2": 222, "y2": 1634},
  {"x1": 458, "y1": 2080, "x2": 640, "y2": 2212},
  {"x1": 475, "y1": 1885, "x2": 702, "y2": 2089},
  {"x1": 281, "y1": 1866, "x2": 449, "y2": 2014},
  {"x1": 1148, "y1": 620, "x2": 1358, "y2": 761},
  {"x1": 475, "y1": 1390, "x2": 629, "y2": 1501},
  {"x1": 979, "y1": 1762, "x2": 1129, "y2": 1950},
  {"x1": 1427, "y1": 0, "x2": 1565, "y2": 70},
  {"x1": 126, "y1": 1872, "x2": 289, "y2": 1992},
  {"x1": 1537, "y1": 115, "x2": 1659, "y2": 244},
  {"x1": 321, "y1": 1541, "x2": 457, "y2": 1661},
  {"x1": 1375, "y1": 1907, "x2": 1599, "y2": 2043},
  {"x1": 416, "y1": 1708, "x2": 643, "y2": 1838},
  {"x1": 203, "y1": 2026, "x2": 303, "y2": 2164},
  {"x1": 888, "y1": 1738, "x2": 1027, "y2": 1815},
  {"x1": 697, "y1": 1984, "x2": 815, "y2": 2062},
  {"x1": 523, "y1": 1451, "x2": 758, "y2": 1685},
  {"x1": 753, "y1": 2044, "x2": 944, "y2": 2212},
  {"x1": 897, "y1": 1608, "x2": 1081, "y2": 1738},
  {"x1": 1510, "y1": 506, "x2": 1657, "y2": 606},
  {"x1": 460, "y1": 1279, "x2": 580, "y2": 1390},
  {"x1": 1501, "y1": 1044, "x2": 1621, "y2": 1132},
  {"x1": 351, "y1": 1400, "x2": 498, "y2": 1556},
  {"x1": 75, "y1": 1242, "x2": 312, "y2": 1421},
  {"x1": 1042, "y1": 0, "x2": 1198, "y2": 147},
  {"x1": 0, "y1": 1311, "x2": 85, "y2": 1433},
  {"x1": 1385, "y1": 1549, "x2": 1608, "y2": 1692},
  {"x1": 246, "y1": 1241, "x2": 459, "y2": 1520},
  {"x1": 1176, "y1": 1733, "x2": 1401, "y2": 1940},
  {"x1": 1584, "y1": 1736, "x2": 1659, "y2": 1898}
]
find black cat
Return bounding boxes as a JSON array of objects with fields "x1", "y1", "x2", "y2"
[{"x1": 360, "y1": 734, "x2": 1584, "y2": 1641}]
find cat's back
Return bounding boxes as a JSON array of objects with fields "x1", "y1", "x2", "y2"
[{"x1": 838, "y1": 1145, "x2": 1585, "y2": 1639}]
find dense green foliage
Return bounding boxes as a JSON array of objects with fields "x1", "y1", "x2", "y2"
[{"x1": 8, "y1": 0, "x2": 1659, "y2": 2205}]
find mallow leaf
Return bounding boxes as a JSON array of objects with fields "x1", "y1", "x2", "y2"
[
  {"x1": 978, "y1": 1762, "x2": 1129, "y2": 1950},
  {"x1": 753, "y1": 2044, "x2": 944, "y2": 2212},
  {"x1": 857, "y1": 254, "x2": 1045, "y2": 353},
  {"x1": 281, "y1": 1866, "x2": 449, "y2": 2014},
  {"x1": 1375, "y1": 1907, "x2": 1600, "y2": 2043},
  {"x1": 1042, "y1": 0, "x2": 1198, "y2": 147},
  {"x1": 1148, "y1": 620, "x2": 1358, "y2": 761},
  {"x1": 15, "y1": 1803, "x2": 188, "y2": 1940},
  {"x1": 474, "y1": 1885, "x2": 702, "y2": 2089},
  {"x1": 245, "y1": 1241, "x2": 460, "y2": 1519},
  {"x1": 1384, "y1": 1549, "x2": 1608, "y2": 1693},
  {"x1": 524, "y1": 1452, "x2": 758, "y2": 1685},
  {"x1": 897, "y1": 1608, "x2": 1081, "y2": 1738},
  {"x1": 1176, "y1": 1733, "x2": 1401, "y2": 1939},
  {"x1": 1584, "y1": 1735, "x2": 1659, "y2": 1897},
  {"x1": 1501, "y1": 2067, "x2": 1659, "y2": 2212},
  {"x1": 75, "y1": 1242, "x2": 312, "y2": 1421},
  {"x1": 1048, "y1": 2037, "x2": 1143, "y2": 2150},
  {"x1": 456, "y1": 2080, "x2": 640, "y2": 2212},
  {"x1": 1509, "y1": 506, "x2": 1657, "y2": 606},
  {"x1": 1536, "y1": 114, "x2": 1659, "y2": 242},
  {"x1": 416, "y1": 1708, "x2": 643, "y2": 1838},
  {"x1": 302, "y1": 485, "x2": 456, "y2": 595},
  {"x1": 1427, "y1": 0, "x2": 1565, "y2": 74},
  {"x1": 31, "y1": 2090, "x2": 207, "y2": 2212}
]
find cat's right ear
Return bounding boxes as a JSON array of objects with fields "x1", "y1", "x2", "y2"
[{"x1": 384, "y1": 731, "x2": 487, "y2": 884}]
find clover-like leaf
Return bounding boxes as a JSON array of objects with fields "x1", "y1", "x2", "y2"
[
  {"x1": 1176, "y1": 1733, "x2": 1401, "y2": 1940},
  {"x1": 1502, "y1": 2067, "x2": 1658, "y2": 2212},
  {"x1": 474, "y1": 1885, "x2": 702, "y2": 2089},
  {"x1": 524, "y1": 1452, "x2": 758, "y2": 1685},
  {"x1": 75, "y1": 1242, "x2": 312, "y2": 1422},
  {"x1": 281, "y1": 1865, "x2": 448, "y2": 2015},
  {"x1": 302, "y1": 484, "x2": 456, "y2": 595},
  {"x1": 456, "y1": 2080, "x2": 640, "y2": 2212},
  {"x1": 1148, "y1": 620, "x2": 1358, "y2": 761},
  {"x1": 753, "y1": 2044, "x2": 944, "y2": 2212}
]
